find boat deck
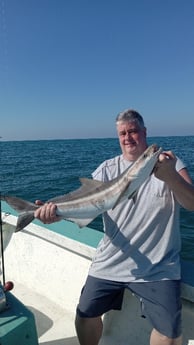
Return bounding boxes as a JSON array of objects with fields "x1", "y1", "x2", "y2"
[
  {"x1": 10, "y1": 282, "x2": 117, "y2": 345},
  {"x1": 11, "y1": 281, "x2": 79, "y2": 345}
]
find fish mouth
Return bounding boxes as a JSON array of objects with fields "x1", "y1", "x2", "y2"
[
  {"x1": 144, "y1": 144, "x2": 163, "y2": 158},
  {"x1": 153, "y1": 145, "x2": 163, "y2": 159},
  {"x1": 149, "y1": 144, "x2": 161, "y2": 153},
  {"x1": 152, "y1": 144, "x2": 160, "y2": 152}
]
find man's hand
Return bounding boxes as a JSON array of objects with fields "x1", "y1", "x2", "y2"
[
  {"x1": 154, "y1": 151, "x2": 177, "y2": 182},
  {"x1": 34, "y1": 200, "x2": 61, "y2": 224}
]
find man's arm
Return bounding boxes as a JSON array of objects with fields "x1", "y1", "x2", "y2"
[{"x1": 154, "y1": 151, "x2": 194, "y2": 211}]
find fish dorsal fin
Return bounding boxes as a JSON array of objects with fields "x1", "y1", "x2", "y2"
[{"x1": 49, "y1": 178, "x2": 105, "y2": 203}]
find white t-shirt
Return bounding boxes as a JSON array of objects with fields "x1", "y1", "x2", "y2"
[{"x1": 89, "y1": 154, "x2": 186, "y2": 282}]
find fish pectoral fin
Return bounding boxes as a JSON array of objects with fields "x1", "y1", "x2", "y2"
[
  {"x1": 68, "y1": 217, "x2": 94, "y2": 228},
  {"x1": 112, "y1": 182, "x2": 132, "y2": 209},
  {"x1": 130, "y1": 191, "x2": 138, "y2": 203},
  {"x1": 112, "y1": 187, "x2": 138, "y2": 210}
]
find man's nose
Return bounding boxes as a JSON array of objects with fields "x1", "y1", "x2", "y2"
[{"x1": 125, "y1": 131, "x2": 133, "y2": 139}]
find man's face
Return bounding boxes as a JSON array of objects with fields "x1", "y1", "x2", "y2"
[{"x1": 117, "y1": 121, "x2": 147, "y2": 160}]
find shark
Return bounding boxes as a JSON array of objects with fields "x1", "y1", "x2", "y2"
[{"x1": 1, "y1": 144, "x2": 162, "y2": 232}]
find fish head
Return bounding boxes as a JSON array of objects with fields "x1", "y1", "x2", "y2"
[
  {"x1": 111, "y1": 144, "x2": 163, "y2": 209},
  {"x1": 131, "y1": 144, "x2": 163, "y2": 177},
  {"x1": 141, "y1": 144, "x2": 162, "y2": 159}
]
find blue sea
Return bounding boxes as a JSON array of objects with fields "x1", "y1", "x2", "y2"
[{"x1": 0, "y1": 136, "x2": 194, "y2": 262}]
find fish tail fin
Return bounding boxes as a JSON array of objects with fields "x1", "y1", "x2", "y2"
[
  {"x1": 1, "y1": 195, "x2": 38, "y2": 232},
  {"x1": 16, "y1": 212, "x2": 35, "y2": 232}
]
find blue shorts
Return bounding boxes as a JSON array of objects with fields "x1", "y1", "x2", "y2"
[{"x1": 76, "y1": 275, "x2": 182, "y2": 338}]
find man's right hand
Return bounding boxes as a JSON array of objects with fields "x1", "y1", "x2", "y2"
[{"x1": 34, "y1": 201, "x2": 61, "y2": 224}]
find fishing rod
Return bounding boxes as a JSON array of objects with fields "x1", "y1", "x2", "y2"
[
  {"x1": 0, "y1": 137, "x2": 5, "y2": 286},
  {"x1": 0, "y1": 139, "x2": 14, "y2": 312},
  {"x1": 0, "y1": 192, "x2": 5, "y2": 286}
]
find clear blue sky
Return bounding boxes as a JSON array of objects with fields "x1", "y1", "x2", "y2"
[{"x1": 1, "y1": 0, "x2": 194, "y2": 140}]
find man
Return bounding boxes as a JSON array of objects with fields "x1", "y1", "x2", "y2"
[{"x1": 35, "y1": 109, "x2": 194, "y2": 345}]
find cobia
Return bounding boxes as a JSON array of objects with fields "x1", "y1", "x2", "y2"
[{"x1": 1, "y1": 144, "x2": 162, "y2": 232}]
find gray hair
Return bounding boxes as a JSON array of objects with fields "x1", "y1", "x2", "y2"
[{"x1": 116, "y1": 109, "x2": 145, "y2": 129}]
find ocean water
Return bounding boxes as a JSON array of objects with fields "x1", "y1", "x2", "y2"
[{"x1": 0, "y1": 136, "x2": 194, "y2": 262}]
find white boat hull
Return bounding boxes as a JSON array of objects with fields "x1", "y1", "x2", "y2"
[{"x1": 1, "y1": 210, "x2": 194, "y2": 345}]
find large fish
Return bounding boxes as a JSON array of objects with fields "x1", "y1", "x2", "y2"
[{"x1": 1, "y1": 144, "x2": 162, "y2": 232}]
